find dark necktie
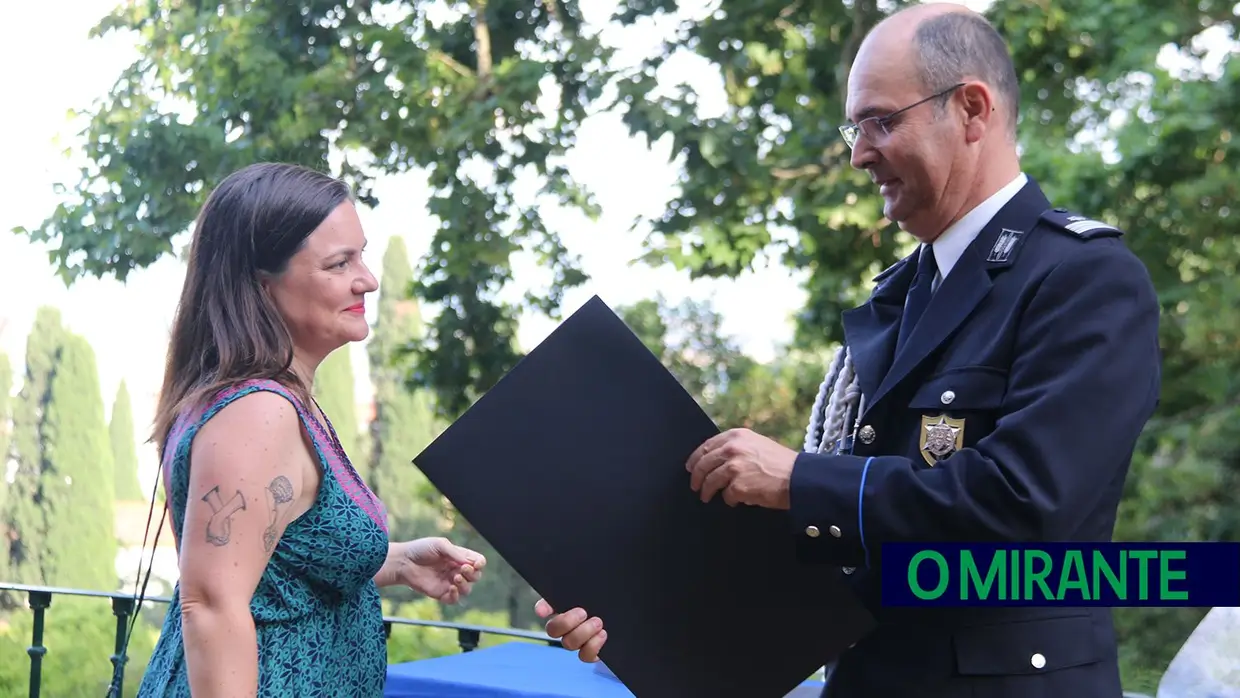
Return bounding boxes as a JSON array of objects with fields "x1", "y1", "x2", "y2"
[{"x1": 896, "y1": 244, "x2": 938, "y2": 355}]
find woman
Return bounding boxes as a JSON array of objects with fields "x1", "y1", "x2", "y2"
[{"x1": 137, "y1": 162, "x2": 486, "y2": 697}]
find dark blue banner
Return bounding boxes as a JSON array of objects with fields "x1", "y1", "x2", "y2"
[{"x1": 880, "y1": 542, "x2": 1240, "y2": 607}]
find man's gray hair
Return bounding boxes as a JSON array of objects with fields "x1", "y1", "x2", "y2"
[{"x1": 912, "y1": 12, "x2": 1020, "y2": 137}]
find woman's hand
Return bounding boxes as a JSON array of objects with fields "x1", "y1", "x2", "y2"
[{"x1": 378, "y1": 537, "x2": 486, "y2": 604}]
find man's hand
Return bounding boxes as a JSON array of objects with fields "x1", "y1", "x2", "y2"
[{"x1": 685, "y1": 428, "x2": 798, "y2": 509}]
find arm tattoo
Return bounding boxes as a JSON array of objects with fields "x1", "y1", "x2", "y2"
[
  {"x1": 201, "y1": 486, "x2": 247, "y2": 546},
  {"x1": 263, "y1": 475, "x2": 295, "y2": 553}
]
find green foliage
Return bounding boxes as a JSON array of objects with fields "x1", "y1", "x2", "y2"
[
  {"x1": 16, "y1": 0, "x2": 616, "y2": 419},
  {"x1": 368, "y1": 237, "x2": 543, "y2": 630},
  {"x1": 0, "y1": 352, "x2": 10, "y2": 462},
  {"x1": 613, "y1": 0, "x2": 918, "y2": 349},
  {"x1": 40, "y1": 333, "x2": 117, "y2": 591},
  {"x1": 618, "y1": 294, "x2": 829, "y2": 449},
  {"x1": 0, "y1": 352, "x2": 10, "y2": 584},
  {"x1": 383, "y1": 597, "x2": 535, "y2": 665},
  {"x1": 314, "y1": 346, "x2": 366, "y2": 480},
  {"x1": 0, "y1": 595, "x2": 158, "y2": 698},
  {"x1": 3, "y1": 307, "x2": 68, "y2": 601},
  {"x1": 711, "y1": 349, "x2": 839, "y2": 450},
  {"x1": 109, "y1": 380, "x2": 143, "y2": 501},
  {"x1": 620, "y1": 294, "x2": 756, "y2": 404},
  {"x1": 369, "y1": 236, "x2": 443, "y2": 544}
]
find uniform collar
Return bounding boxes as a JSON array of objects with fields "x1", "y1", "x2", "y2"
[{"x1": 930, "y1": 172, "x2": 1028, "y2": 283}]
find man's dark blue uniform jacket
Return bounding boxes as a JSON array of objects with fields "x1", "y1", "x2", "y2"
[{"x1": 789, "y1": 178, "x2": 1162, "y2": 698}]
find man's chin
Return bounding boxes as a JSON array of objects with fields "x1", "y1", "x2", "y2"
[{"x1": 883, "y1": 200, "x2": 910, "y2": 227}]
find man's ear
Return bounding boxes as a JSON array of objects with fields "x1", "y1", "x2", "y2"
[{"x1": 960, "y1": 81, "x2": 994, "y2": 144}]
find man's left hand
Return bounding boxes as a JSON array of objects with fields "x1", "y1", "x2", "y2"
[{"x1": 685, "y1": 428, "x2": 798, "y2": 509}]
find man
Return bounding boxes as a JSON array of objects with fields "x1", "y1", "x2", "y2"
[{"x1": 536, "y1": 4, "x2": 1162, "y2": 696}]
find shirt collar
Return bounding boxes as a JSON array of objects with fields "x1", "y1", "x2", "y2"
[{"x1": 931, "y1": 172, "x2": 1028, "y2": 281}]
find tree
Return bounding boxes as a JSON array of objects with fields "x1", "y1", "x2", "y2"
[
  {"x1": 3, "y1": 307, "x2": 67, "y2": 601},
  {"x1": 314, "y1": 346, "x2": 366, "y2": 481},
  {"x1": 39, "y1": 333, "x2": 118, "y2": 591},
  {"x1": 16, "y1": 0, "x2": 613, "y2": 419},
  {"x1": 618, "y1": 294, "x2": 829, "y2": 448},
  {"x1": 0, "y1": 351, "x2": 11, "y2": 584},
  {"x1": 368, "y1": 235, "x2": 443, "y2": 545},
  {"x1": 110, "y1": 380, "x2": 144, "y2": 501},
  {"x1": 620, "y1": 294, "x2": 756, "y2": 405},
  {"x1": 370, "y1": 237, "x2": 544, "y2": 626},
  {"x1": 0, "y1": 352, "x2": 10, "y2": 465}
]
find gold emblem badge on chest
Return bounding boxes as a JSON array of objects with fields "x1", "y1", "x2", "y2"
[{"x1": 919, "y1": 414, "x2": 965, "y2": 466}]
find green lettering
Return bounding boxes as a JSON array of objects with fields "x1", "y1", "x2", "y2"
[
  {"x1": 1091, "y1": 549, "x2": 1126, "y2": 600},
  {"x1": 1058, "y1": 550, "x2": 1090, "y2": 600},
  {"x1": 1129, "y1": 550, "x2": 1158, "y2": 600},
  {"x1": 1023, "y1": 550, "x2": 1054, "y2": 600},
  {"x1": 909, "y1": 551, "x2": 949, "y2": 600},
  {"x1": 1159, "y1": 550, "x2": 1188, "y2": 600},
  {"x1": 1009, "y1": 546, "x2": 1019, "y2": 600},
  {"x1": 962, "y1": 550, "x2": 1005, "y2": 600}
]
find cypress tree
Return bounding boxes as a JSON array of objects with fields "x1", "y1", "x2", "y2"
[
  {"x1": 3, "y1": 307, "x2": 66, "y2": 590},
  {"x1": 110, "y1": 380, "x2": 143, "y2": 501},
  {"x1": 0, "y1": 352, "x2": 11, "y2": 585},
  {"x1": 314, "y1": 346, "x2": 365, "y2": 480},
  {"x1": 364, "y1": 237, "x2": 539, "y2": 626},
  {"x1": 40, "y1": 332, "x2": 117, "y2": 590},
  {"x1": 367, "y1": 236, "x2": 442, "y2": 542}
]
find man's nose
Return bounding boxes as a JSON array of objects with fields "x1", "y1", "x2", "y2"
[{"x1": 849, "y1": 140, "x2": 879, "y2": 171}]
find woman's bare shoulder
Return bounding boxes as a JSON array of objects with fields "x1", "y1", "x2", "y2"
[{"x1": 192, "y1": 388, "x2": 307, "y2": 472}]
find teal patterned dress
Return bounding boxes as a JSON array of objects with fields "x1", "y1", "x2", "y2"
[{"x1": 138, "y1": 379, "x2": 391, "y2": 697}]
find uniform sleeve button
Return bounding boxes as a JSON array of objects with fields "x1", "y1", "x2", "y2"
[
  {"x1": 1030, "y1": 653, "x2": 1046, "y2": 669},
  {"x1": 805, "y1": 525, "x2": 820, "y2": 538},
  {"x1": 829, "y1": 525, "x2": 842, "y2": 538}
]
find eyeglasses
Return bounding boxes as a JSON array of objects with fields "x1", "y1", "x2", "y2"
[{"x1": 838, "y1": 83, "x2": 965, "y2": 149}]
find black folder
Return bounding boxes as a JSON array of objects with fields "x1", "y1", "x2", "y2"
[{"x1": 412, "y1": 295, "x2": 875, "y2": 697}]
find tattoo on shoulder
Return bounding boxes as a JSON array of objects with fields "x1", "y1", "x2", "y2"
[
  {"x1": 201, "y1": 485, "x2": 247, "y2": 546},
  {"x1": 263, "y1": 475, "x2": 296, "y2": 553}
]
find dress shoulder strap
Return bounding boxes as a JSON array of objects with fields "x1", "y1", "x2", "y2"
[
  {"x1": 163, "y1": 379, "x2": 324, "y2": 483},
  {"x1": 162, "y1": 378, "x2": 389, "y2": 535},
  {"x1": 200, "y1": 378, "x2": 340, "y2": 455}
]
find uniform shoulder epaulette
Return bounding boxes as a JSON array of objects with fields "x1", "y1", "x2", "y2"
[{"x1": 1039, "y1": 208, "x2": 1124, "y2": 240}]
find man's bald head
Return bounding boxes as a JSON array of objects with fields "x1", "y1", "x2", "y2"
[{"x1": 860, "y1": 3, "x2": 1020, "y2": 139}]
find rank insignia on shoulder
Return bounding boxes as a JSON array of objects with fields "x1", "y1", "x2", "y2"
[
  {"x1": 1040, "y1": 208, "x2": 1124, "y2": 240},
  {"x1": 920, "y1": 414, "x2": 964, "y2": 467}
]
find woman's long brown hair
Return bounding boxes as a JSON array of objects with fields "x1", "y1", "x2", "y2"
[{"x1": 151, "y1": 162, "x2": 352, "y2": 451}]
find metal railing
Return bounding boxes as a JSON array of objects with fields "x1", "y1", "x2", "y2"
[{"x1": 0, "y1": 581, "x2": 561, "y2": 698}]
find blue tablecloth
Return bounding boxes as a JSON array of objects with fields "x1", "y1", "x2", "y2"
[
  {"x1": 385, "y1": 642, "x2": 826, "y2": 697},
  {"x1": 385, "y1": 642, "x2": 636, "y2": 697}
]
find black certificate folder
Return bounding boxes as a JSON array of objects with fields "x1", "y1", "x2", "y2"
[{"x1": 412, "y1": 295, "x2": 875, "y2": 698}]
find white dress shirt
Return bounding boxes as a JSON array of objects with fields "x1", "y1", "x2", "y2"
[{"x1": 929, "y1": 173, "x2": 1027, "y2": 291}]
